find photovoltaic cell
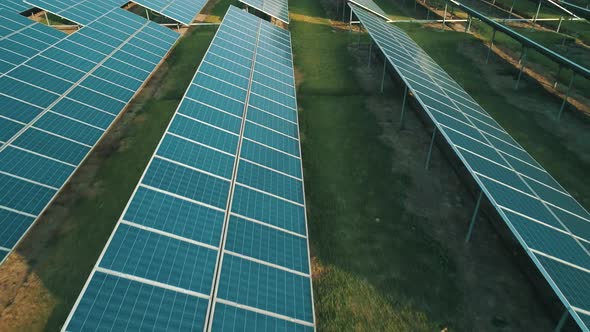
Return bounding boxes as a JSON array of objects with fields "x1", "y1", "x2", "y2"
[
  {"x1": 0, "y1": 0, "x2": 32, "y2": 13},
  {"x1": 24, "y1": 0, "x2": 129, "y2": 25},
  {"x1": 0, "y1": 8, "x2": 178, "y2": 264},
  {"x1": 0, "y1": 10, "x2": 66, "y2": 75},
  {"x1": 351, "y1": 6, "x2": 590, "y2": 331},
  {"x1": 64, "y1": 6, "x2": 314, "y2": 331},
  {"x1": 134, "y1": 0, "x2": 209, "y2": 25},
  {"x1": 239, "y1": 0, "x2": 290, "y2": 24}
]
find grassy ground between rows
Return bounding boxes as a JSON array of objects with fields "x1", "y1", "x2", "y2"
[
  {"x1": 294, "y1": 0, "x2": 589, "y2": 330},
  {"x1": 291, "y1": 0, "x2": 462, "y2": 330},
  {"x1": 0, "y1": 25, "x2": 216, "y2": 332}
]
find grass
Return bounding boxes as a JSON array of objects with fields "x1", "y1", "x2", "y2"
[
  {"x1": 290, "y1": 1, "x2": 463, "y2": 330},
  {"x1": 398, "y1": 22, "x2": 590, "y2": 212},
  {"x1": 0, "y1": 25, "x2": 217, "y2": 332}
]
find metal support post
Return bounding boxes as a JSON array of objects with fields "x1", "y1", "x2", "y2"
[
  {"x1": 442, "y1": 3, "x2": 447, "y2": 30},
  {"x1": 515, "y1": 46, "x2": 527, "y2": 90},
  {"x1": 399, "y1": 86, "x2": 408, "y2": 129},
  {"x1": 554, "y1": 310, "x2": 568, "y2": 332},
  {"x1": 465, "y1": 191, "x2": 483, "y2": 243},
  {"x1": 464, "y1": 15, "x2": 470, "y2": 32},
  {"x1": 44, "y1": 11, "x2": 50, "y2": 26},
  {"x1": 349, "y1": 8, "x2": 353, "y2": 31},
  {"x1": 556, "y1": 16, "x2": 563, "y2": 33},
  {"x1": 557, "y1": 74, "x2": 575, "y2": 120},
  {"x1": 533, "y1": 0, "x2": 542, "y2": 24},
  {"x1": 358, "y1": 28, "x2": 362, "y2": 48},
  {"x1": 146, "y1": 9, "x2": 150, "y2": 20},
  {"x1": 425, "y1": 127, "x2": 437, "y2": 169},
  {"x1": 368, "y1": 43, "x2": 372, "y2": 68},
  {"x1": 414, "y1": 0, "x2": 418, "y2": 10},
  {"x1": 508, "y1": 0, "x2": 516, "y2": 19},
  {"x1": 554, "y1": 66, "x2": 562, "y2": 88},
  {"x1": 486, "y1": 29, "x2": 496, "y2": 64},
  {"x1": 467, "y1": 15, "x2": 472, "y2": 32},
  {"x1": 381, "y1": 59, "x2": 387, "y2": 93}
]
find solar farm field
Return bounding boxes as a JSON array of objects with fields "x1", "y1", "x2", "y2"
[{"x1": 0, "y1": 0, "x2": 589, "y2": 330}]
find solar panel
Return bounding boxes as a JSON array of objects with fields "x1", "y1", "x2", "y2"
[
  {"x1": 133, "y1": 0, "x2": 208, "y2": 25},
  {"x1": 0, "y1": 8, "x2": 179, "y2": 263},
  {"x1": 0, "y1": 0, "x2": 32, "y2": 13},
  {"x1": 239, "y1": 0, "x2": 289, "y2": 24},
  {"x1": 351, "y1": 6, "x2": 590, "y2": 331},
  {"x1": 24, "y1": 0, "x2": 128, "y2": 25},
  {"x1": 349, "y1": 0, "x2": 389, "y2": 21},
  {"x1": 63, "y1": 6, "x2": 314, "y2": 331},
  {"x1": 0, "y1": 9, "x2": 66, "y2": 75}
]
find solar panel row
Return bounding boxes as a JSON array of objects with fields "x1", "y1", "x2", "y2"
[
  {"x1": 0, "y1": 8, "x2": 179, "y2": 264},
  {"x1": 134, "y1": 0, "x2": 208, "y2": 25},
  {"x1": 64, "y1": 6, "x2": 314, "y2": 331},
  {"x1": 24, "y1": 0, "x2": 129, "y2": 25},
  {"x1": 348, "y1": 0, "x2": 389, "y2": 21},
  {"x1": 239, "y1": 0, "x2": 290, "y2": 24},
  {"x1": 0, "y1": 9, "x2": 66, "y2": 75},
  {"x1": 351, "y1": 6, "x2": 590, "y2": 331},
  {"x1": 0, "y1": 0, "x2": 32, "y2": 13}
]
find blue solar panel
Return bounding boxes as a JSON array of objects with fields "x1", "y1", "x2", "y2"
[
  {"x1": 0, "y1": 1, "x2": 32, "y2": 13},
  {"x1": 66, "y1": 272, "x2": 209, "y2": 331},
  {"x1": 0, "y1": 8, "x2": 179, "y2": 264},
  {"x1": 64, "y1": 6, "x2": 314, "y2": 331},
  {"x1": 351, "y1": 6, "x2": 590, "y2": 331},
  {"x1": 239, "y1": 0, "x2": 290, "y2": 24},
  {"x1": 134, "y1": 0, "x2": 208, "y2": 25},
  {"x1": 23, "y1": 0, "x2": 128, "y2": 25}
]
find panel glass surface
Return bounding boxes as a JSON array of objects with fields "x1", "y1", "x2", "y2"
[{"x1": 65, "y1": 7, "x2": 314, "y2": 331}]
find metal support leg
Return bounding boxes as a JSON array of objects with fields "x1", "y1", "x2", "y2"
[
  {"x1": 554, "y1": 66, "x2": 562, "y2": 88},
  {"x1": 399, "y1": 86, "x2": 408, "y2": 129},
  {"x1": 554, "y1": 310, "x2": 568, "y2": 332},
  {"x1": 465, "y1": 191, "x2": 483, "y2": 243},
  {"x1": 44, "y1": 11, "x2": 50, "y2": 25},
  {"x1": 358, "y1": 29, "x2": 361, "y2": 48},
  {"x1": 380, "y1": 58, "x2": 387, "y2": 93},
  {"x1": 486, "y1": 30, "x2": 496, "y2": 64},
  {"x1": 557, "y1": 74, "x2": 575, "y2": 120},
  {"x1": 556, "y1": 16, "x2": 563, "y2": 33},
  {"x1": 425, "y1": 127, "x2": 437, "y2": 170},
  {"x1": 467, "y1": 16, "x2": 472, "y2": 32},
  {"x1": 508, "y1": 0, "x2": 516, "y2": 19},
  {"x1": 368, "y1": 43, "x2": 372, "y2": 68},
  {"x1": 442, "y1": 3, "x2": 447, "y2": 30},
  {"x1": 533, "y1": 0, "x2": 542, "y2": 24},
  {"x1": 146, "y1": 9, "x2": 150, "y2": 20},
  {"x1": 515, "y1": 47, "x2": 527, "y2": 90},
  {"x1": 349, "y1": 8, "x2": 353, "y2": 31}
]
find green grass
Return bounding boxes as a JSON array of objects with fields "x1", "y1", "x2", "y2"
[
  {"x1": 398, "y1": 22, "x2": 590, "y2": 210},
  {"x1": 0, "y1": 26, "x2": 217, "y2": 332},
  {"x1": 42, "y1": 12, "x2": 74, "y2": 26},
  {"x1": 291, "y1": 1, "x2": 462, "y2": 330}
]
